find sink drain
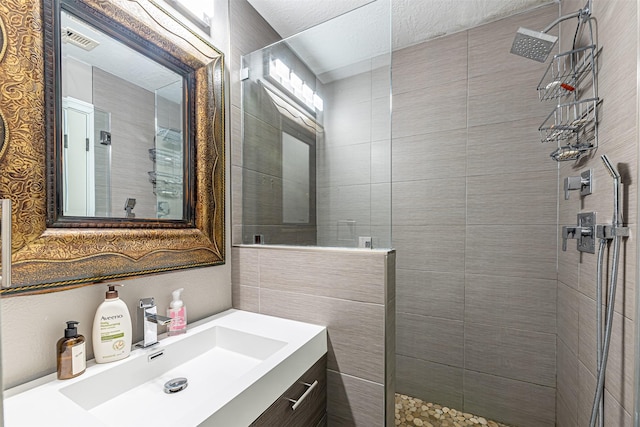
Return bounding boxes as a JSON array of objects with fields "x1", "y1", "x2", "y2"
[{"x1": 164, "y1": 377, "x2": 188, "y2": 394}]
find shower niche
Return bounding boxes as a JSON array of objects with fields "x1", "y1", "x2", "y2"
[{"x1": 536, "y1": 22, "x2": 601, "y2": 161}]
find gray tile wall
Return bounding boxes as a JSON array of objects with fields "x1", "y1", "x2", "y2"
[
  {"x1": 392, "y1": 5, "x2": 560, "y2": 427},
  {"x1": 555, "y1": 1, "x2": 638, "y2": 426},
  {"x1": 231, "y1": 246, "x2": 395, "y2": 426},
  {"x1": 93, "y1": 68, "x2": 156, "y2": 218}
]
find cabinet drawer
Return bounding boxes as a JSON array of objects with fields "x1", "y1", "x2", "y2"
[{"x1": 251, "y1": 354, "x2": 327, "y2": 426}]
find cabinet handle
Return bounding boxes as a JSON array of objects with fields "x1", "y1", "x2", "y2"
[{"x1": 288, "y1": 380, "x2": 318, "y2": 411}]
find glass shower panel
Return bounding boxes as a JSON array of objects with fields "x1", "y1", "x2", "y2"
[{"x1": 241, "y1": 0, "x2": 391, "y2": 248}]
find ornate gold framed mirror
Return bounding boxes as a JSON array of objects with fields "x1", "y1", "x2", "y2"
[{"x1": 0, "y1": 0, "x2": 224, "y2": 295}]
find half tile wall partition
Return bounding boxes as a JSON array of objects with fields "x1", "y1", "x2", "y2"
[{"x1": 232, "y1": 246, "x2": 395, "y2": 426}]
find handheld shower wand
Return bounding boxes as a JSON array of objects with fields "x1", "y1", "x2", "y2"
[
  {"x1": 601, "y1": 155, "x2": 622, "y2": 227},
  {"x1": 589, "y1": 155, "x2": 629, "y2": 427}
]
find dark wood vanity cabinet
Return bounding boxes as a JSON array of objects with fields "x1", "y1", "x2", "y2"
[{"x1": 251, "y1": 354, "x2": 327, "y2": 426}]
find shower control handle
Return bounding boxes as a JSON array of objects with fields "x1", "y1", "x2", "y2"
[
  {"x1": 564, "y1": 170, "x2": 593, "y2": 200},
  {"x1": 562, "y1": 226, "x2": 579, "y2": 251},
  {"x1": 562, "y1": 225, "x2": 594, "y2": 251},
  {"x1": 562, "y1": 212, "x2": 596, "y2": 253}
]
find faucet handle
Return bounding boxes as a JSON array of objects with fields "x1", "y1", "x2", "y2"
[
  {"x1": 562, "y1": 212, "x2": 597, "y2": 253},
  {"x1": 564, "y1": 169, "x2": 593, "y2": 200},
  {"x1": 564, "y1": 176, "x2": 582, "y2": 200},
  {"x1": 139, "y1": 297, "x2": 155, "y2": 309},
  {"x1": 562, "y1": 226, "x2": 578, "y2": 251}
]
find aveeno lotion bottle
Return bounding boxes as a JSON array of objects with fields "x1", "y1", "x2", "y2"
[{"x1": 92, "y1": 285, "x2": 132, "y2": 363}]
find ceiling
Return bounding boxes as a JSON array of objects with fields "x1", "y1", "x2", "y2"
[
  {"x1": 247, "y1": 0, "x2": 555, "y2": 50},
  {"x1": 62, "y1": 10, "x2": 183, "y2": 102},
  {"x1": 246, "y1": 0, "x2": 556, "y2": 82}
]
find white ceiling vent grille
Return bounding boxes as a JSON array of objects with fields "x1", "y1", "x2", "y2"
[{"x1": 62, "y1": 27, "x2": 99, "y2": 51}]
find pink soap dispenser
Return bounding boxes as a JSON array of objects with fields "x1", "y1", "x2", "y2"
[{"x1": 167, "y1": 288, "x2": 187, "y2": 335}]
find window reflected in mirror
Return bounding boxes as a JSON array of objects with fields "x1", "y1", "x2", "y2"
[
  {"x1": 165, "y1": 0, "x2": 213, "y2": 34},
  {"x1": 60, "y1": 8, "x2": 185, "y2": 220}
]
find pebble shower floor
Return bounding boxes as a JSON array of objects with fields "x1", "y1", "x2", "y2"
[{"x1": 394, "y1": 394, "x2": 514, "y2": 427}]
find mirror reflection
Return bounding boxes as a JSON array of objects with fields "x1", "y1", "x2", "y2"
[
  {"x1": 240, "y1": 0, "x2": 391, "y2": 248},
  {"x1": 61, "y1": 8, "x2": 185, "y2": 220}
]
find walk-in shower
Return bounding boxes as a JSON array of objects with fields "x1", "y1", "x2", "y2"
[
  {"x1": 239, "y1": 0, "x2": 634, "y2": 425},
  {"x1": 512, "y1": 2, "x2": 628, "y2": 426}
]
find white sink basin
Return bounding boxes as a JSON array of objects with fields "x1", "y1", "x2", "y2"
[{"x1": 4, "y1": 309, "x2": 327, "y2": 427}]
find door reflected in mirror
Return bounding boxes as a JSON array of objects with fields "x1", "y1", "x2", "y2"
[{"x1": 61, "y1": 8, "x2": 185, "y2": 220}]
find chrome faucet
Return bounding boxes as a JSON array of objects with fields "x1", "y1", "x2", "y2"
[{"x1": 138, "y1": 297, "x2": 172, "y2": 348}]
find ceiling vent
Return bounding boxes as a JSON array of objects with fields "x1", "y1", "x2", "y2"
[{"x1": 62, "y1": 27, "x2": 99, "y2": 51}]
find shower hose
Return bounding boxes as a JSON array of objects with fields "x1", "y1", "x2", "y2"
[{"x1": 588, "y1": 235, "x2": 620, "y2": 427}]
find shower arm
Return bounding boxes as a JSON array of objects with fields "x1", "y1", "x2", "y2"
[{"x1": 540, "y1": 1, "x2": 591, "y2": 34}]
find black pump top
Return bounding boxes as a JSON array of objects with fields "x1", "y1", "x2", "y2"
[
  {"x1": 106, "y1": 284, "x2": 121, "y2": 300},
  {"x1": 64, "y1": 321, "x2": 79, "y2": 338}
]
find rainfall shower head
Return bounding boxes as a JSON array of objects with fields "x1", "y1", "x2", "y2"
[
  {"x1": 510, "y1": 27, "x2": 558, "y2": 63},
  {"x1": 510, "y1": 4, "x2": 592, "y2": 63}
]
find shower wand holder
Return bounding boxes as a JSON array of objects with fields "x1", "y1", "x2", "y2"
[{"x1": 596, "y1": 224, "x2": 629, "y2": 240}]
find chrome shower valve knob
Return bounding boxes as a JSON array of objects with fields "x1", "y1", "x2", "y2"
[
  {"x1": 564, "y1": 169, "x2": 593, "y2": 200},
  {"x1": 562, "y1": 212, "x2": 596, "y2": 253}
]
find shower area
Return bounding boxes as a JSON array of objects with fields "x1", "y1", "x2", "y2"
[{"x1": 234, "y1": 0, "x2": 638, "y2": 426}]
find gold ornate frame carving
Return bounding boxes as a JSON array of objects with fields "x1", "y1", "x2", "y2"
[
  {"x1": 0, "y1": 12, "x2": 11, "y2": 162},
  {"x1": 0, "y1": 0, "x2": 225, "y2": 295},
  {"x1": 0, "y1": 109, "x2": 7, "y2": 161},
  {"x1": 0, "y1": 15, "x2": 6, "y2": 62}
]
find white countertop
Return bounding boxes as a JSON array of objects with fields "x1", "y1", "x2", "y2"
[{"x1": 4, "y1": 309, "x2": 327, "y2": 427}]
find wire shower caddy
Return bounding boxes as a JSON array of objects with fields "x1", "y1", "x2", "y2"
[{"x1": 536, "y1": 18, "x2": 601, "y2": 161}]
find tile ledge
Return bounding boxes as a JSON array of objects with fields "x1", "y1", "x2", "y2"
[{"x1": 234, "y1": 244, "x2": 395, "y2": 255}]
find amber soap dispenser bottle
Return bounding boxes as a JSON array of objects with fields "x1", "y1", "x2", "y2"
[{"x1": 57, "y1": 321, "x2": 86, "y2": 380}]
